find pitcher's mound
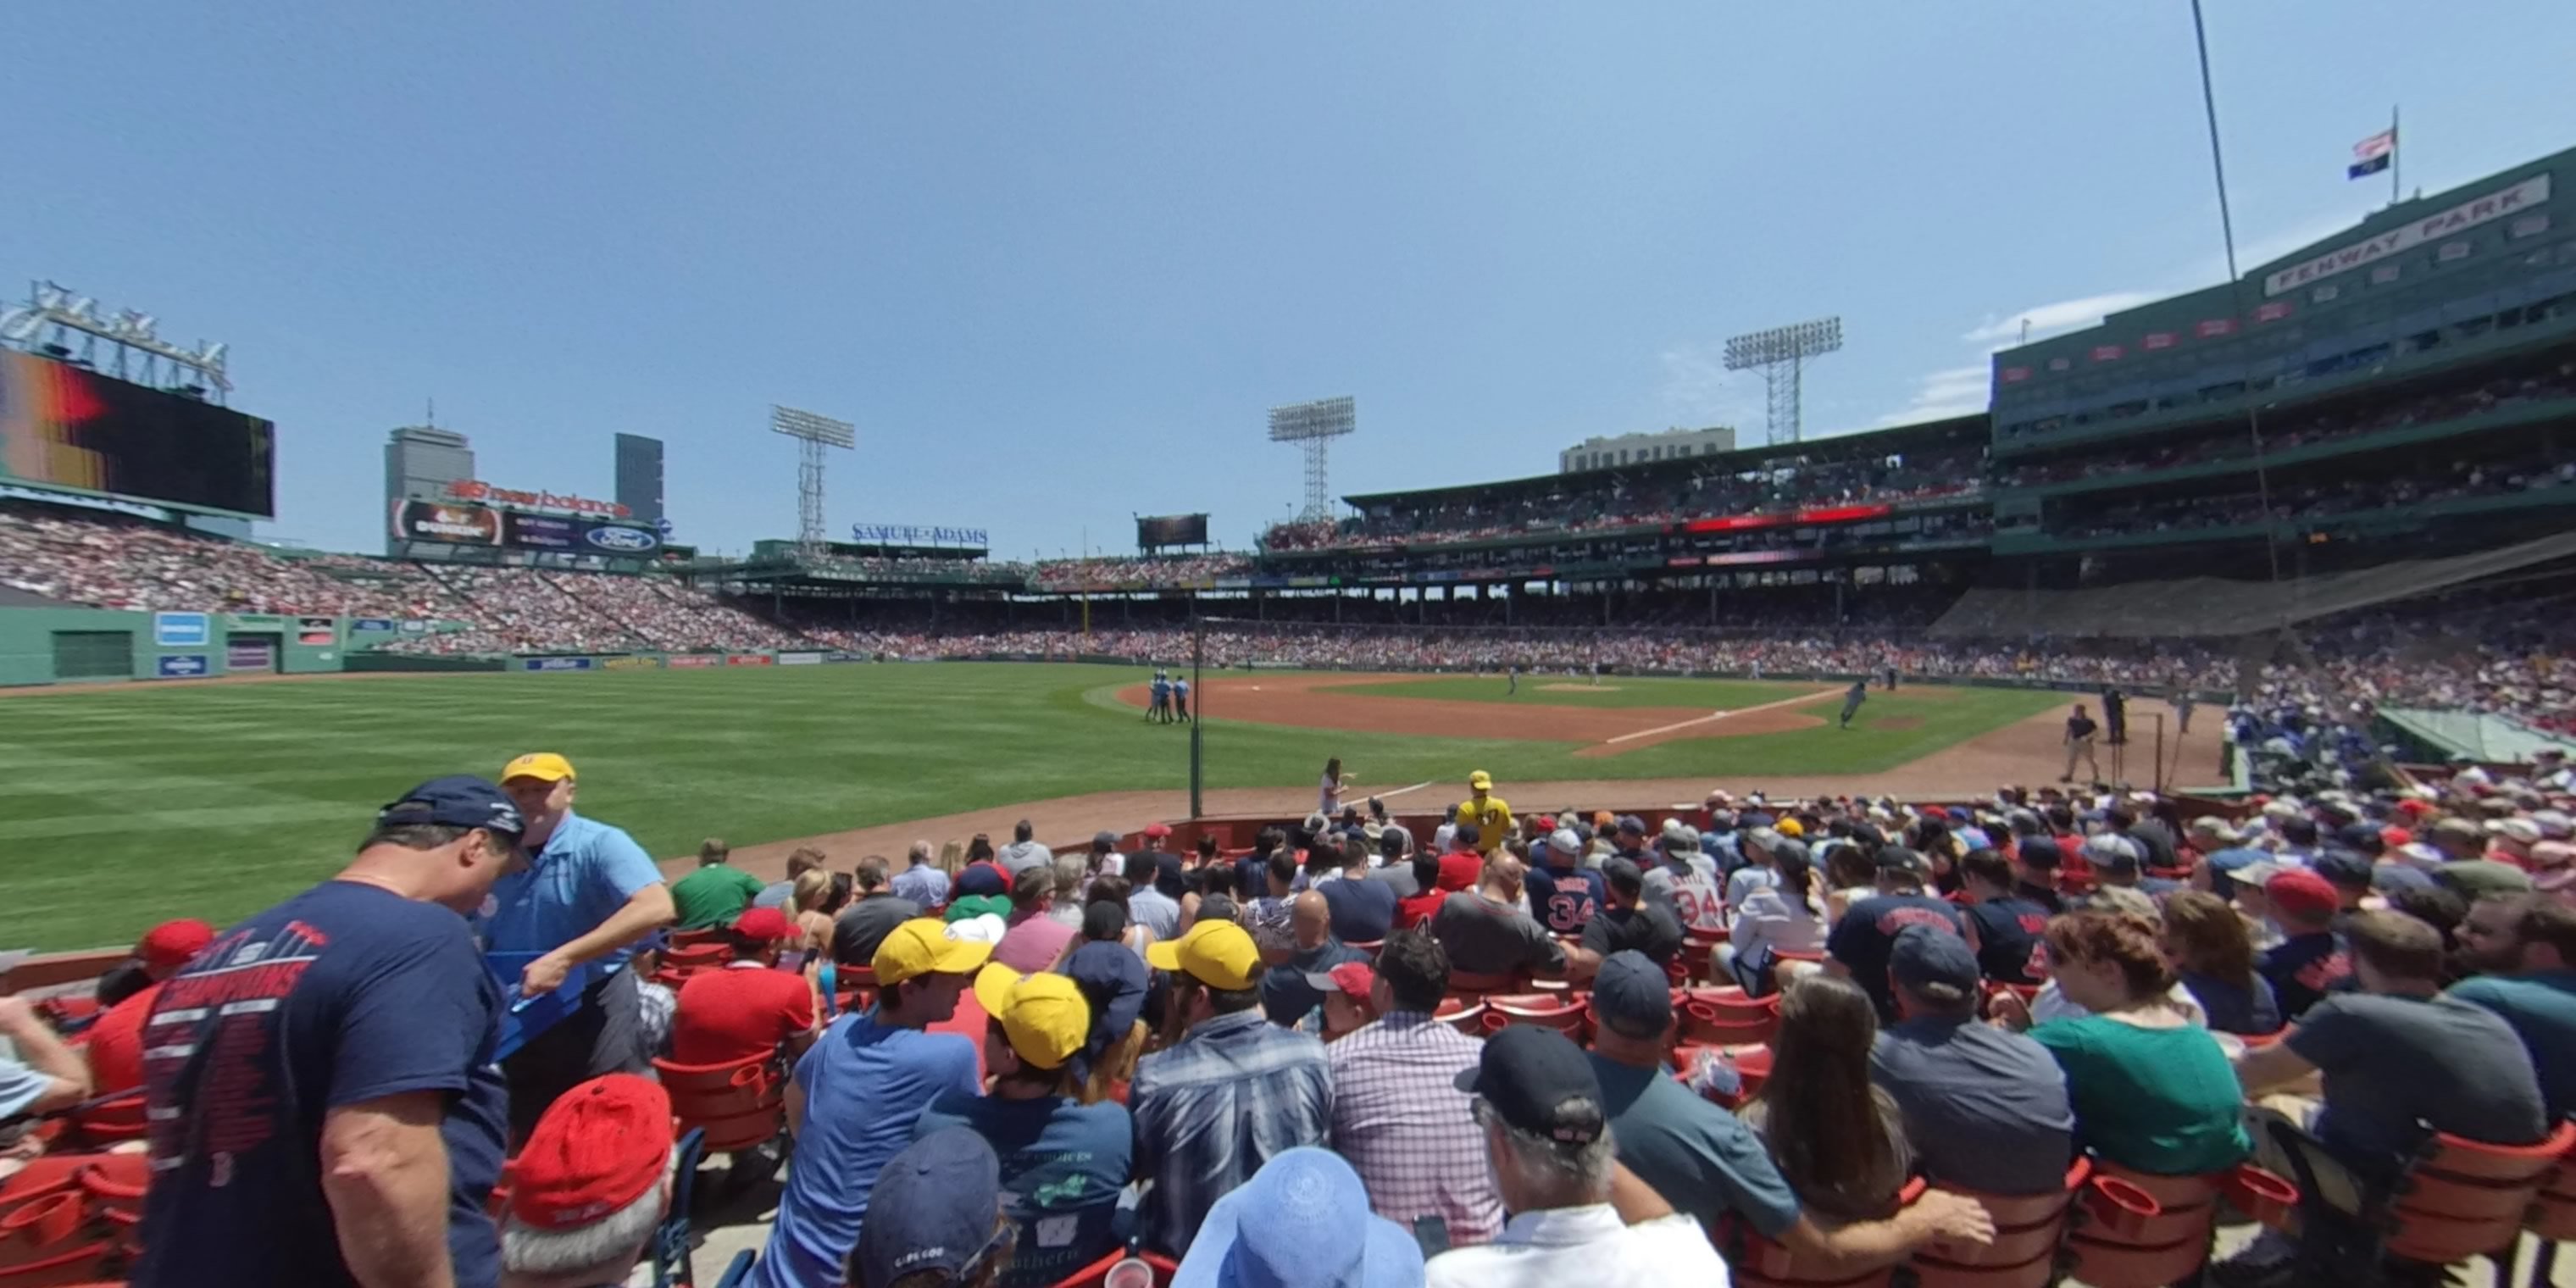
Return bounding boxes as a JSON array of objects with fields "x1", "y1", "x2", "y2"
[{"x1": 1538, "y1": 683, "x2": 1618, "y2": 692}]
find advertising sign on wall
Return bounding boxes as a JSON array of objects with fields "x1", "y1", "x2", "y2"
[
  {"x1": 776, "y1": 652, "x2": 824, "y2": 666},
  {"x1": 725, "y1": 653, "x2": 773, "y2": 667},
  {"x1": 226, "y1": 640, "x2": 276, "y2": 671},
  {"x1": 392, "y1": 499, "x2": 504, "y2": 546},
  {"x1": 523, "y1": 657, "x2": 596, "y2": 672},
  {"x1": 297, "y1": 616, "x2": 336, "y2": 646},
  {"x1": 668, "y1": 654, "x2": 720, "y2": 669},
  {"x1": 580, "y1": 523, "x2": 661, "y2": 555},
  {"x1": 602, "y1": 656, "x2": 662, "y2": 670},
  {"x1": 350, "y1": 618, "x2": 396, "y2": 634},
  {"x1": 153, "y1": 612, "x2": 209, "y2": 647},
  {"x1": 504, "y1": 513, "x2": 581, "y2": 549},
  {"x1": 156, "y1": 654, "x2": 209, "y2": 677}
]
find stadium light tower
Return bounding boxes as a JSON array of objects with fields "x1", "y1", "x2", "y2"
[
  {"x1": 1268, "y1": 396, "x2": 1357, "y2": 521},
  {"x1": 771, "y1": 405, "x2": 854, "y2": 559},
  {"x1": 1723, "y1": 317, "x2": 1843, "y2": 446}
]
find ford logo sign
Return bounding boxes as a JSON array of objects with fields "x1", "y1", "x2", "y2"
[{"x1": 584, "y1": 525, "x2": 658, "y2": 552}]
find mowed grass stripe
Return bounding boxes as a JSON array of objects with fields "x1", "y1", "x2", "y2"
[{"x1": 0, "y1": 663, "x2": 2057, "y2": 950}]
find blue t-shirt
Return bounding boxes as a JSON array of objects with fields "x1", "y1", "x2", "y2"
[
  {"x1": 131, "y1": 882, "x2": 508, "y2": 1288},
  {"x1": 480, "y1": 810, "x2": 663, "y2": 973},
  {"x1": 756, "y1": 1013, "x2": 980, "y2": 1288},
  {"x1": 2447, "y1": 970, "x2": 2576, "y2": 1121},
  {"x1": 2179, "y1": 969, "x2": 2283, "y2": 1036},
  {"x1": 2259, "y1": 931, "x2": 2351, "y2": 1021},
  {"x1": 1318, "y1": 874, "x2": 1398, "y2": 943},
  {"x1": 914, "y1": 1093, "x2": 1135, "y2": 1288},
  {"x1": 1524, "y1": 863, "x2": 1606, "y2": 935}
]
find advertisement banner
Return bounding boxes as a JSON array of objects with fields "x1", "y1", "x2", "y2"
[
  {"x1": 776, "y1": 652, "x2": 824, "y2": 666},
  {"x1": 156, "y1": 654, "x2": 210, "y2": 677},
  {"x1": 391, "y1": 499, "x2": 503, "y2": 546},
  {"x1": 504, "y1": 512, "x2": 581, "y2": 550},
  {"x1": 824, "y1": 651, "x2": 866, "y2": 663},
  {"x1": 350, "y1": 617, "x2": 396, "y2": 634},
  {"x1": 399, "y1": 619, "x2": 429, "y2": 634},
  {"x1": 579, "y1": 521, "x2": 662, "y2": 556},
  {"x1": 602, "y1": 656, "x2": 662, "y2": 670},
  {"x1": 226, "y1": 640, "x2": 275, "y2": 671},
  {"x1": 153, "y1": 611, "x2": 209, "y2": 647},
  {"x1": 668, "y1": 654, "x2": 721, "y2": 669},
  {"x1": 726, "y1": 653, "x2": 774, "y2": 667},
  {"x1": 522, "y1": 657, "x2": 596, "y2": 672},
  {"x1": 296, "y1": 616, "x2": 336, "y2": 646}
]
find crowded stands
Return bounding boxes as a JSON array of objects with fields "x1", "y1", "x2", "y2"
[{"x1": 14, "y1": 750, "x2": 2576, "y2": 1288}]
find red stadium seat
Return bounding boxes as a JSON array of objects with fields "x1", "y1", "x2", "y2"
[
  {"x1": 2064, "y1": 1160, "x2": 2294, "y2": 1288},
  {"x1": 669, "y1": 927, "x2": 729, "y2": 950},
  {"x1": 652, "y1": 1054, "x2": 787, "y2": 1153},
  {"x1": 834, "y1": 963, "x2": 881, "y2": 1015},
  {"x1": 2379, "y1": 1119, "x2": 2576, "y2": 1269},
  {"x1": 2527, "y1": 1124, "x2": 2576, "y2": 1287},
  {"x1": 1444, "y1": 970, "x2": 1524, "y2": 1002},
  {"x1": 1479, "y1": 992, "x2": 1587, "y2": 1038},
  {"x1": 1679, "y1": 990, "x2": 1779, "y2": 1048},
  {"x1": 1908, "y1": 1159, "x2": 2140, "y2": 1288},
  {"x1": 1433, "y1": 997, "x2": 1487, "y2": 1036},
  {"x1": 1046, "y1": 1247, "x2": 1179, "y2": 1288},
  {"x1": 1727, "y1": 1178, "x2": 1928, "y2": 1288}
]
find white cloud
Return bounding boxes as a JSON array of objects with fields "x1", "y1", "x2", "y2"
[
  {"x1": 1960, "y1": 290, "x2": 2164, "y2": 347},
  {"x1": 1875, "y1": 364, "x2": 1991, "y2": 426}
]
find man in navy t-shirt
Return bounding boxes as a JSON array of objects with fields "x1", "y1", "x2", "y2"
[
  {"x1": 1957, "y1": 851, "x2": 2051, "y2": 985},
  {"x1": 133, "y1": 776, "x2": 525, "y2": 1288},
  {"x1": 1523, "y1": 829, "x2": 1606, "y2": 936},
  {"x1": 1826, "y1": 847, "x2": 1974, "y2": 1021}
]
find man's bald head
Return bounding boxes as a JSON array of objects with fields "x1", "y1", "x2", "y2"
[
  {"x1": 1485, "y1": 852, "x2": 1528, "y2": 900},
  {"x1": 1292, "y1": 890, "x2": 1331, "y2": 950}
]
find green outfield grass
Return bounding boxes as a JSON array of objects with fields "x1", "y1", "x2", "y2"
[
  {"x1": 1324, "y1": 675, "x2": 1835, "y2": 710},
  {"x1": 0, "y1": 663, "x2": 2061, "y2": 950}
]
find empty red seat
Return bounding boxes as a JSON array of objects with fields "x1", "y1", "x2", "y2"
[
  {"x1": 652, "y1": 1053, "x2": 787, "y2": 1152},
  {"x1": 1480, "y1": 992, "x2": 1587, "y2": 1039},
  {"x1": 2064, "y1": 1160, "x2": 2294, "y2": 1288}
]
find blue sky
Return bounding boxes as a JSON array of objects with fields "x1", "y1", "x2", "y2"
[{"x1": 5, "y1": 3, "x2": 2573, "y2": 559}]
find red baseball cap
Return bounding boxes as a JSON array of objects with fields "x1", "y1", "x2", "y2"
[
  {"x1": 2265, "y1": 869, "x2": 2340, "y2": 921},
  {"x1": 730, "y1": 907, "x2": 792, "y2": 942},
  {"x1": 1143, "y1": 823, "x2": 1173, "y2": 839},
  {"x1": 138, "y1": 919, "x2": 215, "y2": 973},
  {"x1": 509, "y1": 1074, "x2": 673, "y2": 1230},
  {"x1": 1303, "y1": 960, "x2": 1375, "y2": 1001},
  {"x1": 2380, "y1": 826, "x2": 2414, "y2": 850},
  {"x1": 2394, "y1": 798, "x2": 2434, "y2": 819},
  {"x1": 1533, "y1": 815, "x2": 1557, "y2": 832}
]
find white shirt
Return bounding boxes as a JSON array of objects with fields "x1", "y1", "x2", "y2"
[
  {"x1": 1426, "y1": 1208, "x2": 1725, "y2": 1288},
  {"x1": 2028, "y1": 979, "x2": 2208, "y2": 1027}
]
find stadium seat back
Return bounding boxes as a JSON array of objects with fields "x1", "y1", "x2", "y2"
[
  {"x1": 652, "y1": 1055, "x2": 786, "y2": 1152},
  {"x1": 68, "y1": 1095, "x2": 147, "y2": 1148},
  {"x1": 1432, "y1": 998, "x2": 1486, "y2": 1036},
  {"x1": 1483, "y1": 992, "x2": 1586, "y2": 1037},
  {"x1": 1727, "y1": 1179, "x2": 1924, "y2": 1288},
  {"x1": 2064, "y1": 1159, "x2": 2291, "y2": 1288},
  {"x1": 2530, "y1": 1129, "x2": 2576, "y2": 1239},
  {"x1": 1445, "y1": 969, "x2": 1522, "y2": 1000},
  {"x1": 2383, "y1": 1120, "x2": 2576, "y2": 1264}
]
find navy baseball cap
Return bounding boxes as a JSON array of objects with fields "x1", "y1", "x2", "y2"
[
  {"x1": 1601, "y1": 856, "x2": 1646, "y2": 899},
  {"x1": 1889, "y1": 925, "x2": 1980, "y2": 995},
  {"x1": 955, "y1": 863, "x2": 1008, "y2": 897},
  {"x1": 1455, "y1": 1025, "x2": 1605, "y2": 1144},
  {"x1": 2312, "y1": 850, "x2": 2375, "y2": 891},
  {"x1": 1614, "y1": 814, "x2": 1647, "y2": 837},
  {"x1": 1588, "y1": 951, "x2": 1671, "y2": 1037},
  {"x1": 851, "y1": 1129, "x2": 1002, "y2": 1288},
  {"x1": 378, "y1": 776, "x2": 525, "y2": 839}
]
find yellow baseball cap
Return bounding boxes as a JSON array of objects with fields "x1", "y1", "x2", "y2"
[
  {"x1": 971, "y1": 963, "x2": 1091, "y2": 1069},
  {"x1": 501, "y1": 752, "x2": 576, "y2": 784},
  {"x1": 872, "y1": 919, "x2": 994, "y2": 985},
  {"x1": 1468, "y1": 770, "x2": 1493, "y2": 790},
  {"x1": 1145, "y1": 919, "x2": 1262, "y2": 991},
  {"x1": 1776, "y1": 818, "x2": 1805, "y2": 838}
]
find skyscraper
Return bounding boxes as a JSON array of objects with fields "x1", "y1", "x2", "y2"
[
  {"x1": 383, "y1": 425, "x2": 474, "y2": 553},
  {"x1": 614, "y1": 432, "x2": 664, "y2": 530}
]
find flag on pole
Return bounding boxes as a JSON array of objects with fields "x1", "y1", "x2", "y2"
[{"x1": 2349, "y1": 128, "x2": 2396, "y2": 180}]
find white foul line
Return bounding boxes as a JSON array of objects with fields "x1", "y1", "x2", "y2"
[{"x1": 1602, "y1": 687, "x2": 1846, "y2": 746}]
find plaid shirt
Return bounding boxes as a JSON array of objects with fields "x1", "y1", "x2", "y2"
[
  {"x1": 1326, "y1": 1009, "x2": 1506, "y2": 1246},
  {"x1": 1130, "y1": 1008, "x2": 1332, "y2": 1256}
]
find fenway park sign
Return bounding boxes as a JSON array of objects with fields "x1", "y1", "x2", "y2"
[{"x1": 2264, "y1": 174, "x2": 2551, "y2": 296}]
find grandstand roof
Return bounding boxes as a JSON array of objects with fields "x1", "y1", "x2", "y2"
[{"x1": 1341, "y1": 412, "x2": 1985, "y2": 508}]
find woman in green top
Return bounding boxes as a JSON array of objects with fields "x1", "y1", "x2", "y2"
[{"x1": 2019, "y1": 909, "x2": 2251, "y2": 1175}]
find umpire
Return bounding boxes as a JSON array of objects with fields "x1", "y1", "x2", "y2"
[{"x1": 486, "y1": 752, "x2": 675, "y2": 1141}]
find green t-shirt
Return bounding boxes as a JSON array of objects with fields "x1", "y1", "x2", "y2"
[
  {"x1": 2029, "y1": 1014, "x2": 2250, "y2": 1176},
  {"x1": 669, "y1": 864, "x2": 766, "y2": 930}
]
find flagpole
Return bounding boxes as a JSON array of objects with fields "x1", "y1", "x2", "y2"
[{"x1": 2390, "y1": 103, "x2": 2401, "y2": 206}]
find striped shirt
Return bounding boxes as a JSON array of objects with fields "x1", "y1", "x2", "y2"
[
  {"x1": 1130, "y1": 1009, "x2": 1331, "y2": 1256},
  {"x1": 1326, "y1": 1010, "x2": 1506, "y2": 1246}
]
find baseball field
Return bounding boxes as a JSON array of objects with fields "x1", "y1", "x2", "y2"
[{"x1": 0, "y1": 662, "x2": 2135, "y2": 952}]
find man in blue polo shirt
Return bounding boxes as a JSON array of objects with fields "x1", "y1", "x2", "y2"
[{"x1": 486, "y1": 752, "x2": 675, "y2": 1141}]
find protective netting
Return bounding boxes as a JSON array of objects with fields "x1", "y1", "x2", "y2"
[{"x1": 1926, "y1": 530, "x2": 2576, "y2": 640}]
